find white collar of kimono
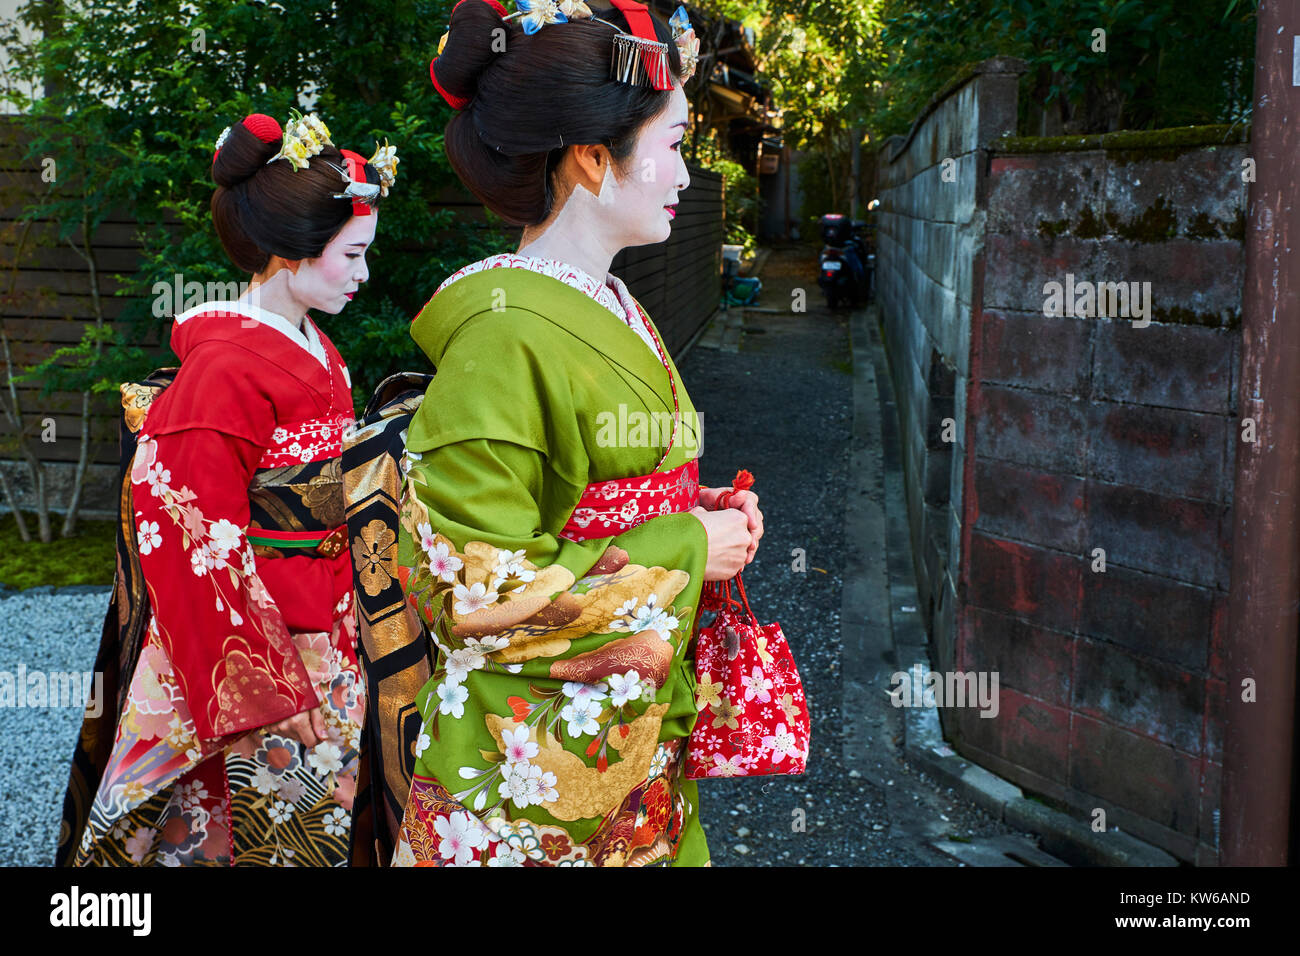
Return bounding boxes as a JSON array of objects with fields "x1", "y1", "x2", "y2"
[
  {"x1": 435, "y1": 254, "x2": 659, "y2": 356},
  {"x1": 174, "y1": 300, "x2": 329, "y2": 370},
  {"x1": 437, "y1": 254, "x2": 633, "y2": 319}
]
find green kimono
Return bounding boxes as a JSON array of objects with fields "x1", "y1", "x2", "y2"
[{"x1": 392, "y1": 266, "x2": 710, "y2": 866}]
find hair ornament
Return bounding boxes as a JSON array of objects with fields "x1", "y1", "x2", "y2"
[
  {"x1": 267, "y1": 108, "x2": 334, "y2": 170},
  {"x1": 669, "y1": 5, "x2": 699, "y2": 83},
  {"x1": 368, "y1": 139, "x2": 399, "y2": 197},
  {"x1": 320, "y1": 140, "x2": 399, "y2": 217},
  {"x1": 432, "y1": 0, "x2": 679, "y2": 110},
  {"x1": 505, "y1": 0, "x2": 593, "y2": 33}
]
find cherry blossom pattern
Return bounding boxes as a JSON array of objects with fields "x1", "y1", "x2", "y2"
[
  {"x1": 610, "y1": 593, "x2": 682, "y2": 641},
  {"x1": 259, "y1": 411, "x2": 355, "y2": 467},
  {"x1": 130, "y1": 437, "x2": 270, "y2": 631}
]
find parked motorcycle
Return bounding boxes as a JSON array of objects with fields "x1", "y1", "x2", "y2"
[{"x1": 816, "y1": 213, "x2": 872, "y2": 309}]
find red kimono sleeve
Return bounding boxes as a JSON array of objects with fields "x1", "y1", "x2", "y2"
[{"x1": 131, "y1": 344, "x2": 318, "y2": 742}]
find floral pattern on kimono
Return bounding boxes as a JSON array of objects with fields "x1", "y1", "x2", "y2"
[{"x1": 72, "y1": 302, "x2": 365, "y2": 867}]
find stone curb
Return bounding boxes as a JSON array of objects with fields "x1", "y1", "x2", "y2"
[{"x1": 852, "y1": 303, "x2": 1179, "y2": 869}]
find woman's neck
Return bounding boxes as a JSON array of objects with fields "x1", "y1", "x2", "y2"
[
  {"x1": 517, "y1": 197, "x2": 616, "y2": 286},
  {"x1": 242, "y1": 269, "x2": 308, "y2": 330}
]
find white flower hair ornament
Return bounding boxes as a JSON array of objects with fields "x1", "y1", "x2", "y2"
[{"x1": 266, "y1": 108, "x2": 335, "y2": 170}]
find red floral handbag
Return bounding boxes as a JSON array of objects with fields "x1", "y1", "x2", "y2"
[{"x1": 685, "y1": 472, "x2": 810, "y2": 779}]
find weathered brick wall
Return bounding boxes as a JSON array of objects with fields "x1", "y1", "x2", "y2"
[
  {"x1": 874, "y1": 57, "x2": 1024, "y2": 677},
  {"x1": 956, "y1": 135, "x2": 1245, "y2": 865},
  {"x1": 875, "y1": 56, "x2": 1247, "y2": 864}
]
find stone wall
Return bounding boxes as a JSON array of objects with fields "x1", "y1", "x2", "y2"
[
  {"x1": 874, "y1": 57, "x2": 1025, "y2": 677},
  {"x1": 875, "y1": 57, "x2": 1248, "y2": 864}
]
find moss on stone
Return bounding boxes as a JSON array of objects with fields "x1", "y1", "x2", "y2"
[
  {"x1": 1225, "y1": 209, "x2": 1246, "y2": 242},
  {"x1": 995, "y1": 133, "x2": 1103, "y2": 153},
  {"x1": 1185, "y1": 212, "x2": 1221, "y2": 240},
  {"x1": 1108, "y1": 196, "x2": 1178, "y2": 242},
  {"x1": 991, "y1": 123, "x2": 1249, "y2": 156},
  {"x1": 1075, "y1": 206, "x2": 1106, "y2": 239},
  {"x1": 1152, "y1": 305, "x2": 1241, "y2": 330},
  {"x1": 1037, "y1": 218, "x2": 1070, "y2": 238}
]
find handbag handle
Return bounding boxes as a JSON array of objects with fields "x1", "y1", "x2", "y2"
[{"x1": 699, "y1": 468, "x2": 759, "y2": 623}]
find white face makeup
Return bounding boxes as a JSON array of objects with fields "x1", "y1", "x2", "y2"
[
  {"x1": 515, "y1": 82, "x2": 692, "y2": 282},
  {"x1": 557, "y1": 82, "x2": 692, "y2": 252},
  {"x1": 605, "y1": 83, "x2": 691, "y2": 247},
  {"x1": 284, "y1": 212, "x2": 378, "y2": 315}
]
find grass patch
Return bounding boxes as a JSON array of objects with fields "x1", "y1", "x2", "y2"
[{"x1": 0, "y1": 513, "x2": 116, "y2": 590}]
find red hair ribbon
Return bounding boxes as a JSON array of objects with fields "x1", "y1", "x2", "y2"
[{"x1": 338, "y1": 148, "x2": 373, "y2": 217}]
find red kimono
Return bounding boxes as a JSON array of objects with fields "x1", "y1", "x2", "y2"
[{"x1": 66, "y1": 302, "x2": 366, "y2": 866}]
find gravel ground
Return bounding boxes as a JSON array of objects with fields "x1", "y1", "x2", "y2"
[{"x1": 0, "y1": 585, "x2": 112, "y2": 867}]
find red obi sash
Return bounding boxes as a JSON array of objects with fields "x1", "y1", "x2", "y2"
[
  {"x1": 559, "y1": 458, "x2": 700, "y2": 542},
  {"x1": 558, "y1": 300, "x2": 700, "y2": 543}
]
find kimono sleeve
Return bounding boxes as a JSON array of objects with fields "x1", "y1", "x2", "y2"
[{"x1": 132, "y1": 344, "x2": 317, "y2": 742}]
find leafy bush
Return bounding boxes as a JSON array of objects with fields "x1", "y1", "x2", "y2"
[{"x1": 690, "y1": 126, "x2": 759, "y2": 257}]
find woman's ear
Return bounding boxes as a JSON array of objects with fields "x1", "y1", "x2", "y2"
[
  {"x1": 267, "y1": 254, "x2": 302, "y2": 276},
  {"x1": 568, "y1": 143, "x2": 612, "y2": 198}
]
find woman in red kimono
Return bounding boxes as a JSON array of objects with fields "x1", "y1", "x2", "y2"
[{"x1": 56, "y1": 110, "x2": 398, "y2": 866}]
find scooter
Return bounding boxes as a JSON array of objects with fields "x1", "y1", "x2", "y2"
[{"x1": 817, "y1": 213, "x2": 871, "y2": 309}]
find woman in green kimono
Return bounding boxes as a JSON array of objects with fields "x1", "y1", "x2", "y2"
[{"x1": 390, "y1": 0, "x2": 761, "y2": 866}]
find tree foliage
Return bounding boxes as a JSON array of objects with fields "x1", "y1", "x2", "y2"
[
  {"x1": 873, "y1": 0, "x2": 1255, "y2": 138},
  {"x1": 1, "y1": 0, "x2": 509, "y2": 409}
]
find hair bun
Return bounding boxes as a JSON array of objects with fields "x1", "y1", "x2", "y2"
[
  {"x1": 430, "y1": 0, "x2": 511, "y2": 110},
  {"x1": 212, "y1": 113, "x2": 284, "y2": 188}
]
